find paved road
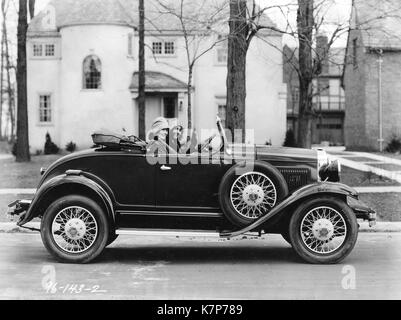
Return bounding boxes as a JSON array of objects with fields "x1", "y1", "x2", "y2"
[{"x1": 0, "y1": 233, "x2": 400, "y2": 299}]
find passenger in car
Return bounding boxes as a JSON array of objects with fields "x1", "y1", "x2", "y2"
[
  {"x1": 169, "y1": 125, "x2": 199, "y2": 154},
  {"x1": 147, "y1": 117, "x2": 170, "y2": 156}
]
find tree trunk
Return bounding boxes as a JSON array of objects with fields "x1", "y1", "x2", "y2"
[
  {"x1": 3, "y1": 9, "x2": 15, "y2": 142},
  {"x1": 0, "y1": 16, "x2": 4, "y2": 140},
  {"x1": 138, "y1": 0, "x2": 146, "y2": 140},
  {"x1": 28, "y1": 0, "x2": 35, "y2": 19},
  {"x1": 226, "y1": 0, "x2": 247, "y2": 143},
  {"x1": 296, "y1": 0, "x2": 314, "y2": 149},
  {"x1": 16, "y1": 0, "x2": 30, "y2": 161},
  {"x1": 187, "y1": 65, "x2": 193, "y2": 129}
]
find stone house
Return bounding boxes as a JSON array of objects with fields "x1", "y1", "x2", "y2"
[
  {"x1": 342, "y1": 0, "x2": 401, "y2": 151},
  {"x1": 26, "y1": 0, "x2": 287, "y2": 153}
]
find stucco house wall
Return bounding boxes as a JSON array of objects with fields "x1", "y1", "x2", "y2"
[{"x1": 27, "y1": 0, "x2": 286, "y2": 153}]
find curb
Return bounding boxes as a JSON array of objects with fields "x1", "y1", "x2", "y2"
[{"x1": 0, "y1": 222, "x2": 400, "y2": 234}]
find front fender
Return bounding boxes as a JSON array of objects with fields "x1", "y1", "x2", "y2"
[
  {"x1": 17, "y1": 171, "x2": 115, "y2": 226},
  {"x1": 221, "y1": 182, "x2": 359, "y2": 238}
]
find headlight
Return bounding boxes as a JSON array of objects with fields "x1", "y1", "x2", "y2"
[
  {"x1": 317, "y1": 149, "x2": 329, "y2": 181},
  {"x1": 317, "y1": 149, "x2": 341, "y2": 182}
]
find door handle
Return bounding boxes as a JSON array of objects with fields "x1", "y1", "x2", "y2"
[{"x1": 160, "y1": 165, "x2": 172, "y2": 171}]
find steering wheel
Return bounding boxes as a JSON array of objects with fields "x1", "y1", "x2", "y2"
[
  {"x1": 216, "y1": 116, "x2": 230, "y2": 154},
  {"x1": 198, "y1": 133, "x2": 218, "y2": 153}
]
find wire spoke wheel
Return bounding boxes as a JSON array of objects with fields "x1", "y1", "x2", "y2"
[
  {"x1": 300, "y1": 206, "x2": 347, "y2": 254},
  {"x1": 51, "y1": 206, "x2": 98, "y2": 254},
  {"x1": 230, "y1": 172, "x2": 277, "y2": 219}
]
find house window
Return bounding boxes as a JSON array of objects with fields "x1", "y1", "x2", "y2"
[
  {"x1": 152, "y1": 41, "x2": 175, "y2": 55},
  {"x1": 164, "y1": 41, "x2": 175, "y2": 55},
  {"x1": 33, "y1": 44, "x2": 43, "y2": 56},
  {"x1": 83, "y1": 55, "x2": 102, "y2": 89},
  {"x1": 152, "y1": 42, "x2": 163, "y2": 55},
  {"x1": 39, "y1": 95, "x2": 52, "y2": 123},
  {"x1": 45, "y1": 44, "x2": 55, "y2": 56},
  {"x1": 218, "y1": 104, "x2": 227, "y2": 127}
]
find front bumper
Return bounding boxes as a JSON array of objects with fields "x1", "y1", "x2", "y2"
[
  {"x1": 7, "y1": 199, "x2": 32, "y2": 221},
  {"x1": 347, "y1": 196, "x2": 376, "y2": 227}
]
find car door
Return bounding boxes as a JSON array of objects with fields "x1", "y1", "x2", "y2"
[{"x1": 155, "y1": 153, "x2": 231, "y2": 212}]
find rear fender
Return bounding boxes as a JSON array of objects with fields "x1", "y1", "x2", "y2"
[
  {"x1": 17, "y1": 171, "x2": 115, "y2": 226},
  {"x1": 221, "y1": 182, "x2": 359, "y2": 238}
]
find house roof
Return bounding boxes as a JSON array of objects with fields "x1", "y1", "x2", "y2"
[
  {"x1": 353, "y1": 0, "x2": 401, "y2": 50},
  {"x1": 28, "y1": 0, "x2": 278, "y2": 36},
  {"x1": 130, "y1": 71, "x2": 187, "y2": 91},
  {"x1": 28, "y1": 0, "x2": 137, "y2": 36}
]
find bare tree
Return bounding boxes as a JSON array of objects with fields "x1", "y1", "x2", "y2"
[
  {"x1": 296, "y1": 0, "x2": 314, "y2": 148},
  {"x1": 138, "y1": 0, "x2": 146, "y2": 139},
  {"x1": 225, "y1": 0, "x2": 287, "y2": 142},
  {"x1": 1, "y1": 0, "x2": 16, "y2": 142},
  {"x1": 153, "y1": 0, "x2": 227, "y2": 130},
  {"x1": 15, "y1": 0, "x2": 31, "y2": 161},
  {"x1": 271, "y1": 0, "x2": 401, "y2": 148}
]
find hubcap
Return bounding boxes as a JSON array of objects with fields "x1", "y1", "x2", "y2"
[
  {"x1": 300, "y1": 206, "x2": 347, "y2": 254},
  {"x1": 230, "y1": 172, "x2": 277, "y2": 219},
  {"x1": 52, "y1": 206, "x2": 98, "y2": 253},
  {"x1": 242, "y1": 185, "x2": 264, "y2": 206}
]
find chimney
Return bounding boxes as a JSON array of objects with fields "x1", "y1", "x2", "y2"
[{"x1": 316, "y1": 34, "x2": 329, "y2": 75}]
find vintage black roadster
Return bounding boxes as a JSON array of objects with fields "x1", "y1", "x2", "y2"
[{"x1": 8, "y1": 118, "x2": 376, "y2": 264}]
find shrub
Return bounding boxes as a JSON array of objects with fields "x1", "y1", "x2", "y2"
[
  {"x1": 66, "y1": 141, "x2": 77, "y2": 153},
  {"x1": 385, "y1": 133, "x2": 401, "y2": 153},
  {"x1": 11, "y1": 141, "x2": 17, "y2": 156},
  {"x1": 44, "y1": 132, "x2": 59, "y2": 155},
  {"x1": 283, "y1": 129, "x2": 297, "y2": 147}
]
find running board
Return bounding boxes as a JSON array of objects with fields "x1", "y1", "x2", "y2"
[{"x1": 116, "y1": 228, "x2": 222, "y2": 238}]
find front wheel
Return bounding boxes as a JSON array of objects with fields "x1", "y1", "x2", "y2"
[
  {"x1": 41, "y1": 195, "x2": 109, "y2": 263},
  {"x1": 289, "y1": 197, "x2": 358, "y2": 264}
]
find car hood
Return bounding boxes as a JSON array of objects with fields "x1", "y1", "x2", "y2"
[{"x1": 255, "y1": 145, "x2": 317, "y2": 164}]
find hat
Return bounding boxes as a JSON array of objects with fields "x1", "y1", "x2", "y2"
[{"x1": 150, "y1": 117, "x2": 169, "y2": 137}]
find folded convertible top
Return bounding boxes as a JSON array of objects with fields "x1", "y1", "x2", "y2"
[{"x1": 92, "y1": 130, "x2": 146, "y2": 149}]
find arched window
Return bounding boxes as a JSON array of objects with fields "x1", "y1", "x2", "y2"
[{"x1": 83, "y1": 55, "x2": 101, "y2": 89}]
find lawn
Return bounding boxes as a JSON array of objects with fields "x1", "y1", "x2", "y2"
[
  {"x1": 340, "y1": 165, "x2": 401, "y2": 187},
  {"x1": 0, "y1": 154, "x2": 62, "y2": 188}
]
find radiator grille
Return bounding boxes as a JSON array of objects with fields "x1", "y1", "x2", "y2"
[{"x1": 278, "y1": 167, "x2": 310, "y2": 192}]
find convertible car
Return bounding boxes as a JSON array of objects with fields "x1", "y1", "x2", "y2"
[{"x1": 7, "y1": 118, "x2": 376, "y2": 264}]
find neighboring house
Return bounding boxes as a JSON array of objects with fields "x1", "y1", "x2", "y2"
[
  {"x1": 283, "y1": 36, "x2": 345, "y2": 146},
  {"x1": 27, "y1": 0, "x2": 287, "y2": 153},
  {"x1": 342, "y1": 0, "x2": 401, "y2": 151}
]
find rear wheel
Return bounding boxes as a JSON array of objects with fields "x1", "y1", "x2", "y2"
[
  {"x1": 289, "y1": 197, "x2": 358, "y2": 264},
  {"x1": 41, "y1": 195, "x2": 109, "y2": 263}
]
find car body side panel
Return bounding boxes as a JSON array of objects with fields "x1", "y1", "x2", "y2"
[{"x1": 39, "y1": 151, "x2": 156, "y2": 208}]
